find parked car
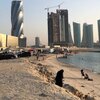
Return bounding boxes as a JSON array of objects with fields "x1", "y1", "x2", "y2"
[
  {"x1": 17, "y1": 51, "x2": 31, "y2": 58},
  {"x1": 0, "y1": 52, "x2": 16, "y2": 60}
]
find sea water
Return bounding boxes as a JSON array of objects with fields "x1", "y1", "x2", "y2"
[{"x1": 57, "y1": 52, "x2": 100, "y2": 73}]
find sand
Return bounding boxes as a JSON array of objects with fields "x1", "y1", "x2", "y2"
[
  {"x1": 0, "y1": 57, "x2": 79, "y2": 100},
  {"x1": 0, "y1": 54, "x2": 100, "y2": 100},
  {"x1": 39, "y1": 54, "x2": 100, "y2": 100}
]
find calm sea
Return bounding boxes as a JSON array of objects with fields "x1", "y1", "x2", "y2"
[{"x1": 57, "y1": 52, "x2": 100, "y2": 73}]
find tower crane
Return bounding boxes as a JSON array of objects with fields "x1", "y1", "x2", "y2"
[
  {"x1": 58, "y1": 2, "x2": 64, "y2": 9},
  {"x1": 45, "y1": 2, "x2": 64, "y2": 13}
]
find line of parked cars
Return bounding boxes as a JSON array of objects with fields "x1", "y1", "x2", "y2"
[{"x1": 0, "y1": 50, "x2": 31, "y2": 60}]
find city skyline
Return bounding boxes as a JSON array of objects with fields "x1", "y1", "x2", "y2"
[{"x1": 0, "y1": 0, "x2": 100, "y2": 45}]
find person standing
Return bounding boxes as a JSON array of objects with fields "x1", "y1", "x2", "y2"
[{"x1": 36, "y1": 51, "x2": 39, "y2": 60}]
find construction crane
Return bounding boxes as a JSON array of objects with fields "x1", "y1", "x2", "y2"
[
  {"x1": 58, "y1": 2, "x2": 64, "y2": 9},
  {"x1": 45, "y1": 2, "x2": 64, "y2": 13}
]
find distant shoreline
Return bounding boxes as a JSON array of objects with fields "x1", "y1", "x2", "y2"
[{"x1": 69, "y1": 47, "x2": 100, "y2": 52}]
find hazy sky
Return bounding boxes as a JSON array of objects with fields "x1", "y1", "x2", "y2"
[{"x1": 0, "y1": 0, "x2": 100, "y2": 45}]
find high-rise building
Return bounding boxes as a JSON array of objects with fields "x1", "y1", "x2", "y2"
[
  {"x1": 97, "y1": 19, "x2": 100, "y2": 42},
  {"x1": 48, "y1": 12, "x2": 60, "y2": 46},
  {"x1": 68, "y1": 24, "x2": 73, "y2": 46},
  {"x1": 81, "y1": 23, "x2": 87, "y2": 47},
  {"x1": 87, "y1": 25, "x2": 93, "y2": 48},
  {"x1": 48, "y1": 13, "x2": 53, "y2": 46},
  {"x1": 35, "y1": 37, "x2": 40, "y2": 47},
  {"x1": 47, "y1": 9, "x2": 73, "y2": 47},
  {"x1": 82, "y1": 23, "x2": 93, "y2": 48},
  {"x1": 48, "y1": 12, "x2": 59, "y2": 46},
  {"x1": 57, "y1": 10, "x2": 68, "y2": 43},
  {"x1": 11, "y1": 0, "x2": 24, "y2": 37},
  {"x1": 18, "y1": 37, "x2": 27, "y2": 47},
  {"x1": 73, "y1": 22, "x2": 81, "y2": 47}
]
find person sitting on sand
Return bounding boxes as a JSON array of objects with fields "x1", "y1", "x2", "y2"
[
  {"x1": 55, "y1": 69, "x2": 64, "y2": 87},
  {"x1": 80, "y1": 69, "x2": 85, "y2": 77},
  {"x1": 84, "y1": 73, "x2": 93, "y2": 81},
  {"x1": 80, "y1": 69, "x2": 93, "y2": 81}
]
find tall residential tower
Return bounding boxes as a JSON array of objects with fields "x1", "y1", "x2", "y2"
[
  {"x1": 73, "y1": 22, "x2": 81, "y2": 47},
  {"x1": 81, "y1": 23, "x2": 93, "y2": 48}
]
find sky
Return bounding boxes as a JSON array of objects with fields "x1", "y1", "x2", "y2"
[{"x1": 0, "y1": 0, "x2": 100, "y2": 46}]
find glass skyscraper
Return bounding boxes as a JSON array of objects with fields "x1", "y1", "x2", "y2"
[
  {"x1": 11, "y1": 0, "x2": 24, "y2": 37},
  {"x1": 81, "y1": 23, "x2": 87, "y2": 47},
  {"x1": 82, "y1": 23, "x2": 93, "y2": 48},
  {"x1": 73, "y1": 22, "x2": 81, "y2": 47},
  {"x1": 68, "y1": 24, "x2": 73, "y2": 45}
]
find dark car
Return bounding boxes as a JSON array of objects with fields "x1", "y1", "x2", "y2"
[
  {"x1": 17, "y1": 51, "x2": 31, "y2": 58},
  {"x1": 0, "y1": 52, "x2": 16, "y2": 60}
]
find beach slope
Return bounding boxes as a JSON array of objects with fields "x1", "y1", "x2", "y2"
[{"x1": 0, "y1": 57, "x2": 79, "y2": 100}]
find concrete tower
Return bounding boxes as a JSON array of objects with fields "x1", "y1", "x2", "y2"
[
  {"x1": 57, "y1": 9, "x2": 69, "y2": 45},
  {"x1": 35, "y1": 37, "x2": 40, "y2": 47},
  {"x1": 48, "y1": 9, "x2": 73, "y2": 47}
]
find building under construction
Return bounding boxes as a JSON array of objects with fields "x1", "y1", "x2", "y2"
[{"x1": 47, "y1": 9, "x2": 73, "y2": 47}]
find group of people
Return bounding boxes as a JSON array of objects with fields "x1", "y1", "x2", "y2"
[{"x1": 55, "y1": 69, "x2": 93, "y2": 88}]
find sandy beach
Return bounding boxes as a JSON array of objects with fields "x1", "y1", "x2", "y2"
[
  {"x1": 0, "y1": 54, "x2": 100, "y2": 100},
  {"x1": 0, "y1": 56, "x2": 79, "y2": 100},
  {"x1": 39, "y1": 54, "x2": 100, "y2": 100}
]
